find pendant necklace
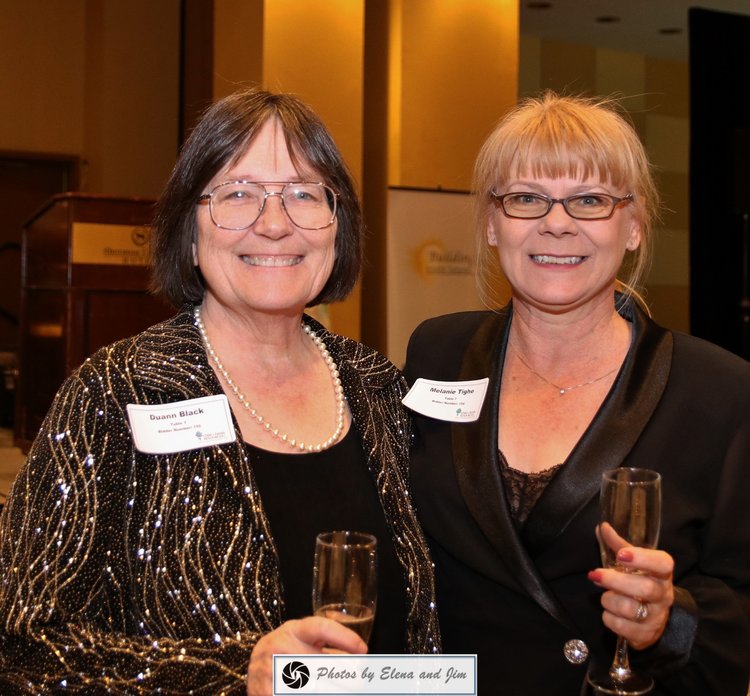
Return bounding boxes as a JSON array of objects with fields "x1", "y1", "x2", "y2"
[
  {"x1": 512, "y1": 345, "x2": 619, "y2": 396},
  {"x1": 194, "y1": 306, "x2": 345, "y2": 452}
]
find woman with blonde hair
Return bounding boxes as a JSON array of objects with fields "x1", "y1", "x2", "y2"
[{"x1": 405, "y1": 91, "x2": 749, "y2": 695}]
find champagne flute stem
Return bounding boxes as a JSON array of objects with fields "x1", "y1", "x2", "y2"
[{"x1": 609, "y1": 636, "x2": 633, "y2": 681}]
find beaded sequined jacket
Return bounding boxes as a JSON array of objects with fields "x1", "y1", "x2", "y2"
[{"x1": 0, "y1": 311, "x2": 440, "y2": 694}]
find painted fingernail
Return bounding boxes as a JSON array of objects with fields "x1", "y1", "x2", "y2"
[
  {"x1": 588, "y1": 570, "x2": 603, "y2": 584},
  {"x1": 617, "y1": 548, "x2": 634, "y2": 563}
]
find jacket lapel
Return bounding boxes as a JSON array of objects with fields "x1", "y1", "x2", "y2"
[
  {"x1": 450, "y1": 311, "x2": 511, "y2": 561},
  {"x1": 450, "y1": 309, "x2": 579, "y2": 628},
  {"x1": 523, "y1": 304, "x2": 673, "y2": 554},
  {"x1": 450, "y1": 302, "x2": 673, "y2": 629}
]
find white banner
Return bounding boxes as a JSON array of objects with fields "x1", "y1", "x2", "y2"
[
  {"x1": 386, "y1": 188, "x2": 485, "y2": 368},
  {"x1": 273, "y1": 655, "x2": 476, "y2": 695}
]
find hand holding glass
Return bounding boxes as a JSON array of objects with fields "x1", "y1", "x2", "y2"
[
  {"x1": 587, "y1": 468, "x2": 662, "y2": 696},
  {"x1": 312, "y1": 531, "x2": 377, "y2": 643}
]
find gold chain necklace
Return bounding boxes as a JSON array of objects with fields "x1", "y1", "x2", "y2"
[
  {"x1": 194, "y1": 306, "x2": 345, "y2": 452},
  {"x1": 512, "y1": 345, "x2": 619, "y2": 396}
]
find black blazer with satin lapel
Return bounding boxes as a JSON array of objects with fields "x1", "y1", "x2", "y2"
[{"x1": 404, "y1": 302, "x2": 750, "y2": 696}]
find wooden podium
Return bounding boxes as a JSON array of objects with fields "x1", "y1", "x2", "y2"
[{"x1": 15, "y1": 194, "x2": 173, "y2": 451}]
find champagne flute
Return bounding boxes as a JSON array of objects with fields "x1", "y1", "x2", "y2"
[
  {"x1": 312, "y1": 531, "x2": 377, "y2": 643},
  {"x1": 587, "y1": 468, "x2": 662, "y2": 695}
]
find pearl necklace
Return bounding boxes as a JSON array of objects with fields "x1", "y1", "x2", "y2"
[
  {"x1": 194, "y1": 306, "x2": 345, "y2": 452},
  {"x1": 512, "y1": 346, "x2": 619, "y2": 396}
]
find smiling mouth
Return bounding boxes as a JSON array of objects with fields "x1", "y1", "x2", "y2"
[
  {"x1": 241, "y1": 255, "x2": 302, "y2": 267},
  {"x1": 531, "y1": 254, "x2": 585, "y2": 265}
]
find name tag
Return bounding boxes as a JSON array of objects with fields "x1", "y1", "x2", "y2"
[
  {"x1": 126, "y1": 395, "x2": 236, "y2": 454},
  {"x1": 402, "y1": 377, "x2": 489, "y2": 422}
]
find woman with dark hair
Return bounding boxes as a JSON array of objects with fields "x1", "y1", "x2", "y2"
[
  {"x1": 0, "y1": 88, "x2": 439, "y2": 694},
  {"x1": 404, "y1": 92, "x2": 749, "y2": 695}
]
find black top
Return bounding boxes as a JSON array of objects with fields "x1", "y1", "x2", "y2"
[
  {"x1": 250, "y1": 426, "x2": 407, "y2": 653},
  {"x1": 498, "y1": 451, "x2": 563, "y2": 527}
]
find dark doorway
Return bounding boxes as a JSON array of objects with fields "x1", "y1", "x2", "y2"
[
  {"x1": 689, "y1": 8, "x2": 750, "y2": 359},
  {"x1": 0, "y1": 153, "x2": 78, "y2": 426},
  {"x1": 0, "y1": 153, "x2": 79, "y2": 351}
]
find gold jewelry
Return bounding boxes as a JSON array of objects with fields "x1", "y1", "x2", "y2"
[
  {"x1": 512, "y1": 346, "x2": 619, "y2": 396},
  {"x1": 194, "y1": 306, "x2": 345, "y2": 452}
]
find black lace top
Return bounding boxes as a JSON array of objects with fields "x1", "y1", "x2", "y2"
[{"x1": 498, "y1": 451, "x2": 563, "y2": 527}]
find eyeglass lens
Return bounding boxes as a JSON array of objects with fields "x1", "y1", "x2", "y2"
[
  {"x1": 501, "y1": 193, "x2": 620, "y2": 219},
  {"x1": 210, "y1": 182, "x2": 336, "y2": 230}
]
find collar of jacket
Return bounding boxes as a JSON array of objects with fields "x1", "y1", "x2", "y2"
[{"x1": 450, "y1": 299, "x2": 673, "y2": 630}]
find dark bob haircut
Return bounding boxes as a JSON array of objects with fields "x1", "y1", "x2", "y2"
[{"x1": 150, "y1": 88, "x2": 363, "y2": 308}]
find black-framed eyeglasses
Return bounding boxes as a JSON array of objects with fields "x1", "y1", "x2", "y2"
[
  {"x1": 490, "y1": 190, "x2": 634, "y2": 220},
  {"x1": 197, "y1": 181, "x2": 338, "y2": 231}
]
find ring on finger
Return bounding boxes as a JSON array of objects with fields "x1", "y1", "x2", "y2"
[{"x1": 634, "y1": 600, "x2": 649, "y2": 622}]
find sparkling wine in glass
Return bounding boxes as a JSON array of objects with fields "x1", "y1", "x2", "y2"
[
  {"x1": 587, "y1": 468, "x2": 662, "y2": 696},
  {"x1": 312, "y1": 531, "x2": 377, "y2": 643}
]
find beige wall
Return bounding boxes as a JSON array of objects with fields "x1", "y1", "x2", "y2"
[
  {"x1": 0, "y1": 0, "x2": 180, "y2": 199},
  {"x1": 213, "y1": 0, "x2": 264, "y2": 100},
  {"x1": 384, "y1": 0, "x2": 518, "y2": 364},
  {"x1": 0, "y1": 4, "x2": 87, "y2": 155},
  {"x1": 83, "y1": 1, "x2": 181, "y2": 197},
  {"x1": 0, "y1": 2, "x2": 689, "y2": 337},
  {"x1": 391, "y1": 0, "x2": 519, "y2": 190},
  {"x1": 519, "y1": 35, "x2": 691, "y2": 333},
  {"x1": 213, "y1": 0, "x2": 365, "y2": 181}
]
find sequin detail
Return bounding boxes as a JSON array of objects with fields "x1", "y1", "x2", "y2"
[{"x1": 0, "y1": 310, "x2": 440, "y2": 693}]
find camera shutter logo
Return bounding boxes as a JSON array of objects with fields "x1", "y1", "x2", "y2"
[{"x1": 281, "y1": 660, "x2": 310, "y2": 689}]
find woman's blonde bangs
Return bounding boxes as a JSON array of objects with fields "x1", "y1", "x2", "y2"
[{"x1": 490, "y1": 98, "x2": 641, "y2": 191}]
